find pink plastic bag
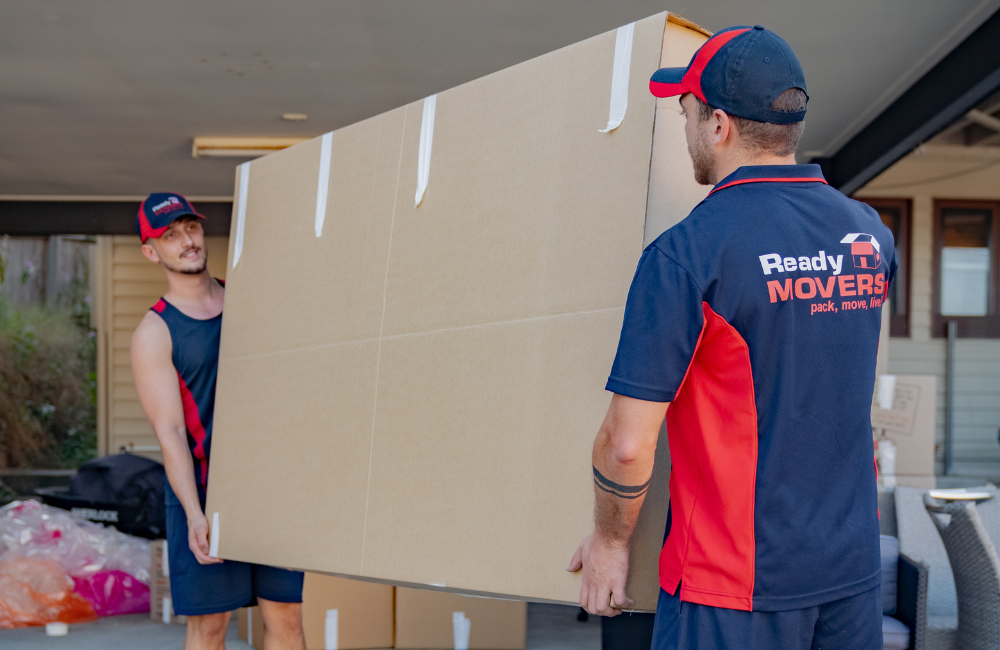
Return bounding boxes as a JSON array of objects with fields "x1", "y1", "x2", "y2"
[
  {"x1": 72, "y1": 570, "x2": 150, "y2": 616},
  {"x1": 0, "y1": 557, "x2": 97, "y2": 628}
]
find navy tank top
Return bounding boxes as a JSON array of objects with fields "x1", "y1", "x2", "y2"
[{"x1": 150, "y1": 280, "x2": 223, "y2": 506}]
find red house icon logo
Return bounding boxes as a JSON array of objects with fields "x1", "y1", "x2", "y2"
[{"x1": 841, "y1": 233, "x2": 881, "y2": 270}]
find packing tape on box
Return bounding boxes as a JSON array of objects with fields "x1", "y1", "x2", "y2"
[
  {"x1": 599, "y1": 22, "x2": 635, "y2": 133},
  {"x1": 325, "y1": 608, "x2": 338, "y2": 650},
  {"x1": 315, "y1": 131, "x2": 333, "y2": 237},
  {"x1": 452, "y1": 611, "x2": 470, "y2": 650},
  {"x1": 209, "y1": 512, "x2": 220, "y2": 558},
  {"x1": 163, "y1": 539, "x2": 169, "y2": 576},
  {"x1": 415, "y1": 94, "x2": 437, "y2": 207},
  {"x1": 233, "y1": 162, "x2": 250, "y2": 268}
]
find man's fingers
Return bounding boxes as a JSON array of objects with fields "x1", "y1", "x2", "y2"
[
  {"x1": 585, "y1": 585, "x2": 599, "y2": 616},
  {"x1": 596, "y1": 586, "x2": 617, "y2": 617},
  {"x1": 567, "y1": 546, "x2": 583, "y2": 573},
  {"x1": 611, "y1": 587, "x2": 634, "y2": 611},
  {"x1": 192, "y1": 544, "x2": 222, "y2": 565},
  {"x1": 190, "y1": 529, "x2": 222, "y2": 565}
]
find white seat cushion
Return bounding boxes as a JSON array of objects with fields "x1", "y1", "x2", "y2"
[{"x1": 882, "y1": 615, "x2": 910, "y2": 650}]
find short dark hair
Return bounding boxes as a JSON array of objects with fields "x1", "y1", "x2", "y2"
[{"x1": 697, "y1": 88, "x2": 806, "y2": 156}]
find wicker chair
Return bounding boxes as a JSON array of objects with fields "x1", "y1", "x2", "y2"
[
  {"x1": 896, "y1": 487, "x2": 958, "y2": 649},
  {"x1": 924, "y1": 495, "x2": 1000, "y2": 650}
]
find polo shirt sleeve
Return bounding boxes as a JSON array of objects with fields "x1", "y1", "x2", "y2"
[
  {"x1": 887, "y1": 248, "x2": 898, "y2": 292},
  {"x1": 606, "y1": 245, "x2": 705, "y2": 403}
]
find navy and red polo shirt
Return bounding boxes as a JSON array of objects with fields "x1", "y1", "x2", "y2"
[{"x1": 607, "y1": 164, "x2": 896, "y2": 612}]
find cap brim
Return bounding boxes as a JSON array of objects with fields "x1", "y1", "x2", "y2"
[
  {"x1": 648, "y1": 67, "x2": 688, "y2": 98},
  {"x1": 171, "y1": 210, "x2": 206, "y2": 221},
  {"x1": 139, "y1": 210, "x2": 207, "y2": 243}
]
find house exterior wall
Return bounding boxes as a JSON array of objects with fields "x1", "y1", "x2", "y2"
[
  {"x1": 856, "y1": 147, "x2": 1000, "y2": 477},
  {"x1": 94, "y1": 235, "x2": 229, "y2": 461}
]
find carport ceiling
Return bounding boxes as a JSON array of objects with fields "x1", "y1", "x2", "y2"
[{"x1": 2, "y1": 0, "x2": 999, "y2": 197}]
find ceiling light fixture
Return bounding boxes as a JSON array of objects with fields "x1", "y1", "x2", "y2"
[
  {"x1": 192, "y1": 136, "x2": 312, "y2": 158},
  {"x1": 282, "y1": 113, "x2": 308, "y2": 121}
]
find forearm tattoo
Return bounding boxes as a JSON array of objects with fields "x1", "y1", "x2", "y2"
[{"x1": 593, "y1": 466, "x2": 650, "y2": 500}]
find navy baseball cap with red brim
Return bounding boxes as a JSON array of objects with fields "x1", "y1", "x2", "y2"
[
  {"x1": 137, "y1": 193, "x2": 206, "y2": 243},
  {"x1": 649, "y1": 25, "x2": 807, "y2": 125}
]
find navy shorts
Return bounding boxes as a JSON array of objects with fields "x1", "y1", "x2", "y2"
[
  {"x1": 166, "y1": 503, "x2": 304, "y2": 616},
  {"x1": 652, "y1": 584, "x2": 882, "y2": 650}
]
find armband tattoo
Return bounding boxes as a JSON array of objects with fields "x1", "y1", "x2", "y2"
[{"x1": 593, "y1": 466, "x2": 650, "y2": 500}]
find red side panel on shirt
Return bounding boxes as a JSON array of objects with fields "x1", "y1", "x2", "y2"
[
  {"x1": 659, "y1": 302, "x2": 759, "y2": 611},
  {"x1": 177, "y1": 374, "x2": 209, "y2": 486}
]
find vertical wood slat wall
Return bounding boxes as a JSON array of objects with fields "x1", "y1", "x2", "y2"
[{"x1": 94, "y1": 235, "x2": 230, "y2": 461}]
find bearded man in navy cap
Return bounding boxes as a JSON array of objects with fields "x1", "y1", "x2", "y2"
[
  {"x1": 569, "y1": 26, "x2": 895, "y2": 650},
  {"x1": 131, "y1": 194, "x2": 307, "y2": 650}
]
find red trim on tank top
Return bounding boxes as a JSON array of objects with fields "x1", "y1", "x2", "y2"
[
  {"x1": 151, "y1": 299, "x2": 167, "y2": 314},
  {"x1": 177, "y1": 375, "x2": 209, "y2": 487}
]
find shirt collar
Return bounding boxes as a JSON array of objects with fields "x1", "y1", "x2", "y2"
[{"x1": 709, "y1": 164, "x2": 828, "y2": 196}]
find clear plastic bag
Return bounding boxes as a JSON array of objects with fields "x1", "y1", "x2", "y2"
[
  {"x1": 0, "y1": 557, "x2": 97, "y2": 628},
  {"x1": 0, "y1": 500, "x2": 150, "y2": 585}
]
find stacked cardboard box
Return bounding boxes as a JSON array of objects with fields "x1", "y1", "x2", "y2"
[
  {"x1": 239, "y1": 573, "x2": 394, "y2": 650},
  {"x1": 150, "y1": 540, "x2": 186, "y2": 625},
  {"x1": 206, "y1": 12, "x2": 711, "y2": 611},
  {"x1": 239, "y1": 578, "x2": 527, "y2": 650},
  {"x1": 238, "y1": 606, "x2": 266, "y2": 650},
  {"x1": 871, "y1": 376, "x2": 937, "y2": 489},
  {"x1": 395, "y1": 588, "x2": 526, "y2": 650}
]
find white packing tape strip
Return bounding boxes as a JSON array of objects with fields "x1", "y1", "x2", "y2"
[
  {"x1": 415, "y1": 94, "x2": 437, "y2": 207},
  {"x1": 163, "y1": 596, "x2": 171, "y2": 624},
  {"x1": 209, "y1": 512, "x2": 220, "y2": 558},
  {"x1": 877, "y1": 374, "x2": 896, "y2": 410},
  {"x1": 233, "y1": 162, "x2": 250, "y2": 268},
  {"x1": 246, "y1": 607, "x2": 253, "y2": 647},
  {"x1": 315, "y1": 132, "x2": 334, "y2": 237},
  {"x1": 452, "y1": 611, "x2": 470, "y2": 650},
  {"x1": 325, "y1": 608, "x2": 339, "y2": 650},
  {"x1": 162, "y1": 539, "x2": 169, "y2": 577},
  {"x1": 599, "y1": 22, "x2": 635, "y2": 133}
]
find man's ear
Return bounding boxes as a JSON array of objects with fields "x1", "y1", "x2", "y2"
[
  {"x1": 141, "y1": 242, "x2": 160, "y2": 264},
  {"x1": 712, "y1": 109, "x2": 731, "y2": 146}
]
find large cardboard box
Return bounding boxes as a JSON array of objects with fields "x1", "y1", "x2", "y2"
[
  {"x1": 395, "y1": 588, "x2": 526, "y2": 650},
  {"x1": 206, "y1": 12, "x2": 711, "y2": 611},
  {"x1": 238, "y1": 574, "x2": 394, "y2": 650}
]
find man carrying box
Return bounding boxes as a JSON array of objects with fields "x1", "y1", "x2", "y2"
[
  {"x1": 569, "y1": 26, "x2": 895, "y2": 650},
  {"x1": 131, "y1": 194, "x2": 306, "y2": 650}
]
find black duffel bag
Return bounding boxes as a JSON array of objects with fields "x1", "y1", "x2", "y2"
[{"x1": 36, "y1": 453, "x2": 166, "y2": 539}]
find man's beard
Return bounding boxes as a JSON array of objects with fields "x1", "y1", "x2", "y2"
[
  {"x1": 688, "y1": 128, "x2": 717, "y2": 186},
  {"x1": 161, "y1": 248, "x2": 208, "y2": 275}
]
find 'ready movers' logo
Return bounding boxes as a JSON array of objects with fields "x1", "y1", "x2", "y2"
[
  {"x1": 151, "y1": 196, "x2": 183, "y2": 216},
  {"x1": 757, "y1": 233, "x2": 886, "y2": 315},
  {"x1": 840, "y1": 233, "x2": 881, "y2": 270}
]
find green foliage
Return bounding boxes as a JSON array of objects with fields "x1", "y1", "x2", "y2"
[{"x1": 0, "y1": 284, "x2": 97, "y2": 469}]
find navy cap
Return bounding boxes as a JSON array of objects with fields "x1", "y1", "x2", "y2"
[
  {"x1": 649, "y1": 25, "x2": 807, "y2": 124},
  {"x1": 137, "y1": 193, "x2": 205, "y2": 243}
]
